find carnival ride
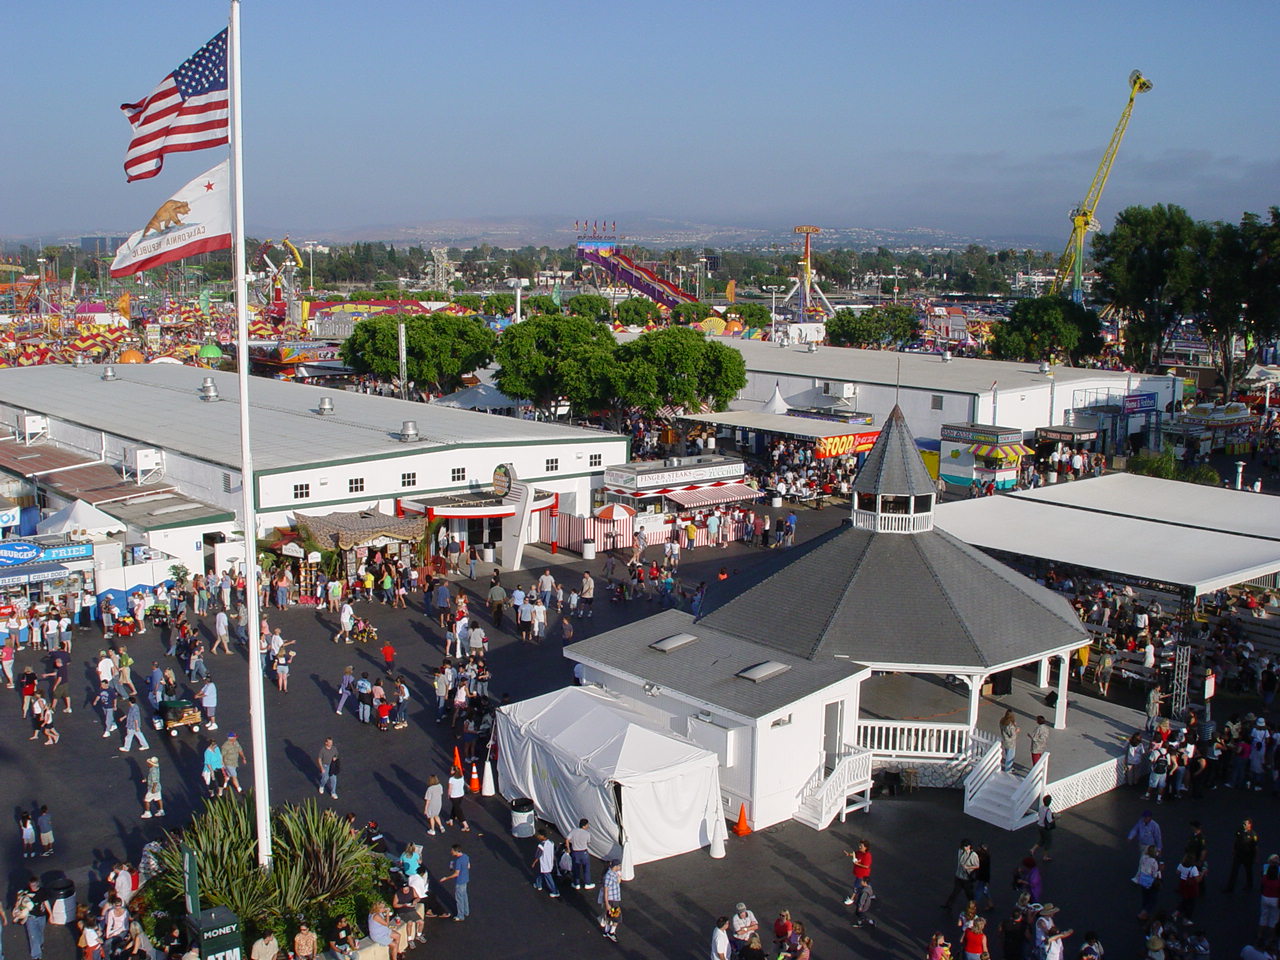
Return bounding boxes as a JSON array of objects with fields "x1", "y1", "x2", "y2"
[
  {"x1": 777, "y1": 225, "x2": 835, "y2": 322},
  {"x1": 249, "y1": 237, "x2": 305, "y2": 323},
  {"x1": 576, "y1": 236, "x2": 700, "y2": 310},
  {"x1": 1050, "y1": 70, "x2": 1153, "y2": 304}
]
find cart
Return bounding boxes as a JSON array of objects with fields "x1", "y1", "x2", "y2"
[{"x1": 153, "y1": 699, "x2": 201, "y2": 737}]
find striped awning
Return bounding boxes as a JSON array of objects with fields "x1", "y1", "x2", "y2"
[
  {"x1": 968, "y1": 443, "x2": 1035, "y2": 460},
  {"x1": 664, "y1": 483, "x2": 759, "y2": 509}
]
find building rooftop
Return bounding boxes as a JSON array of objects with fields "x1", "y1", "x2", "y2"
[
  {"x1": 566, "y1": 608, "x2": 867, "y2": 720},
  {"x1": 99, "y1": 493, "x2": 233, "y2": 532},
  {"x1": 617, "y1": 334, "x2": 1144, "y2": 395},
  {"x1": 851, "y1": 405, "x2": 935, "y2": 498},
  {"x1": 0, "y1": 365, "x2": 622, "y2": 473}
]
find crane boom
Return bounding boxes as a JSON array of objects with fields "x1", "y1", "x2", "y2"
[{"x1": 1051, "y1": 69, "x2": 1153, "y2": 302}]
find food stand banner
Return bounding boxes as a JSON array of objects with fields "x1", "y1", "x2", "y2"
[
  {"x1": 813, "y1": 432, "x2": 879, "y2": 459},
  {"x1": 0, "y1": 541, "x2": 94, "y2": 566}
]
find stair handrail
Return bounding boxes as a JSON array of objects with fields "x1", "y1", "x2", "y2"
[
  {"x1": 810, "y1": 745, "x2": 873, "y2": 828},
  {"x1": 1008, "y1": 752, "x2": 1051, "y2": 828},
  {"x1": 963, "y1": 738, "x2": 1003, "y2": 807}
]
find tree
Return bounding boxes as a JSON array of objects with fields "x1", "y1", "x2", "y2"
[
  {"x1": 523, "y1": 294, "x2": 561, "y2": 315},
  {"x1": 988, "y1": 296, "x2": 1103, "y2": 363},
  {"x1": 1092, "y1": 204, "x2": 1198, "y2": 370},
  {"x1": 670, "y1": 301, "x2": 714, "y2": 325},
  {"x1": 418, "y1": 289, "x2": 452, "y2": 302},
  {"x1": 612, "y1": 326, "x2": 746, "y2": 418},
  {"x1": 566, "y1": 293, "x2": 611, "y2": 321},
  {"x1": 726, "y1": 302, "x2": 771, "y2": 328},
  {"x1": 338, "y1": 313, "x2": 495, "y2": 395},
  {"x1": 615, "y1": 297, "x2": 662, "y2": 327},
  {"x1": 826, "y1": 305, "x2": 920, "y2": 348},
  {"x1": 451, "y1": 293, "x2": 483, "y2": 312},
  {"x1": 1190, "y1": 210, "x2": 1280, "y2": 396},
  {"x1": 1128, "y1": 446, "x2": 1221, "y2": 486},
  {"x1": 483, "y1": 292, "x2": 515, "y2": 315},
  {"x1": 493, "y1": 314, "x2": 617, "y2": 415}
]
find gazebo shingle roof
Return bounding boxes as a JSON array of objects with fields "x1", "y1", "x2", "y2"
[{"x1": 851, "y1": 404, "x2": 936, "y2": 498}]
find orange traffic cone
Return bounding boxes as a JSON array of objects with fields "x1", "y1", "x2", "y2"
[
  {"x1": 731, "y1": 803, "x2": 751, "y2": 837},
  {"x1": 452, "y1": 746, "x2": 463, "y2": 773},
  {"x1": 468, "y1": 760, "x2": 481, "y2": 793}
]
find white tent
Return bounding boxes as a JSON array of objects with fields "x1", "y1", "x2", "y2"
[
  {"x1": 496, "y1": 686, "x2": 727, "y2": 878},
  {"x1": 761, "y1": 382, "x2": 789, "y2": 415},
  {"x1": 37, "y1": 499, "x2": 125, "y2": 537}
]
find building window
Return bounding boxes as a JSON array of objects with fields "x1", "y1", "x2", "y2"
[
  {"x1": 451, "y1": 467, "x2": 466, "y2": 482},
  {"x1": 589, "y1": 453, "x2": 602, "y2": 468},
  {"x1": 545, "y1": 458, "x2": 560, "y2": 473},
  {"x1": 348, "y1": 478, "x2": 365, "y2": 494},
  {"x1": 222, "y1": 472, "x2": 233, "y2": 493},
  {"x1": 292, "y1": 483, "x2": 311, "y2": 500},
  {"x1": 401, "y1": 472, "x2": 416, "y2": 488},
  {"x1": 931, "y1": 394, "x2": 944, "y2": 410}
]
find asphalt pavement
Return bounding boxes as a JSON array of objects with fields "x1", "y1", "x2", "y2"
[{"x1": 1, "y1": 502, "x2": 1273, "y2": 960}]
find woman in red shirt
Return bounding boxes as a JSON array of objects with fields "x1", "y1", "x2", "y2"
[{"x1": 962, "y1": 917, "x2": 988, "y2": 960}]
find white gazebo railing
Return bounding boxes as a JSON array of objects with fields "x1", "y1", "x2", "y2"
[
  {"x1": 851, "y1": 510, "x2": 934, "y2": 534},
  {"x1": 963, "y1": 739, "x2": 1003, "y2": 809},
  {"x1": 856, "y1": 719, "x2": 977, "y2": 759}
]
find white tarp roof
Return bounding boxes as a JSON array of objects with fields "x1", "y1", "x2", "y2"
[
  {"x1": 681, "y1": 410, "x2": 866, "y2": 440},
  {"x1": 496, "y1": 686, "x2": 726, "y2": 877},
  {"x1": 1011, "y1": 474, "x2": 1280, "y2": 542},
  {"x1": 433, "y1": 382, "x2": 524, "y2": 411},
  {"x1": 37, "y1": 499, "x2": 126, "y2": 536},
  {"x1": 935, "y1": 495, "x2": 1280, "y2": 596}
]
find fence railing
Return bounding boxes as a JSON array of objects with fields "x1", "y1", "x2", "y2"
[{"x1": 856, "y1": 719, "x2": 973, "y2": 759}]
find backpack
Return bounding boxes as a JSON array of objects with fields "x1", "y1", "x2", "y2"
[{"x1": 1152, "y1": 753, "x2": 1169, "y2": 775}]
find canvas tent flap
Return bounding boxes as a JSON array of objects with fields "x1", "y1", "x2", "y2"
[
  {"x1": 37, "y1": 499, "x2": 126, "y2": 536},
  {"x1": 496, "y1": 686, "x2": 727, "y2": 875}
]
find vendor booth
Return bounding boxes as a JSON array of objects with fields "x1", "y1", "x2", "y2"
[
  {"x1": 599, "y1": 455, "x2": 758, "y2": 540},
  {"x1": 939, "y1": 423, "x2": 1034, "y2": 490},
  {"x1": 0, "y1": 536, "x2": 95, "y2": 614},
  {"x1": 495, "y1": 686, "x2": 727, "y2": 879},
  {"x1": 295, "y1": 509, "x2": 426, "y2": 578},
  {"x1": 1167, "y1": 401, "x2": 1258, "y2": 457}
]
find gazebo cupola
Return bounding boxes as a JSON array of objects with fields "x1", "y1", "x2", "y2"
[{"x1": 850, "y1": 405, "x2": 936, "y2": 534}]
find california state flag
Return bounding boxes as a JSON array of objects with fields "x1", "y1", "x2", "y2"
[{"x1": 111, "y1": 160, "x2": 231, "y2": 277}]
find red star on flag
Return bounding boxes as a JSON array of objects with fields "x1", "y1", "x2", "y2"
[{"x1": 204, "y1": 181, "x2": 215, "y2": 191}]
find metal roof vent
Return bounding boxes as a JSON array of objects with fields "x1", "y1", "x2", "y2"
[
  {"x1": 649, "y1": 633, "x2": 698, "y2": 653},
  {"x1": 317, "y1": 397, "x2": 335, "y2": 416},
  {"x1": 942, "y1": 350, "x2": 952, "y2": 363},
  {"x1": 399, "y1": 420, "x2": 419, "y2": 442},
  {"x1": 198, "y1": 377, "x2": 219, "y2": 402},
  {"x1": 808, "y1": 341, "x2": 819, "y2": 353},
  {"x1": 73, "y1": 354, "x2": 88, "y2": 367},
  {"x1": 101, "y1": 365, "x2": 117, "y2": 381},
  {"x1": 736, "y1": 661, "x2": 791, "y2": 683}
]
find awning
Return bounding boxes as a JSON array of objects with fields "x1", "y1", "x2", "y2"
[
  {"x1": 0, "y1": 563, "x2": 71, "y2": 589},
  {"x1": 968, "y1": 443, "x2": 1034, "y2": 460},
  {"x1": 664, "y1": 483, "x2": 759, "y2": 509}
]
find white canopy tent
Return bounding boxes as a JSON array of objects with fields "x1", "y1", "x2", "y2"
[
  {"x1": 936, "y1": 495, "x2": 1280, "y2": 597},
  {"x1": 496, "y1": 686, "x2": 727, "y2": 879},
  {"x1": 37, "y1": 499, "x2": 126, "y2": 537}
]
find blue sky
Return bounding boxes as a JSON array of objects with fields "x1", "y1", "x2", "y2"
[{"x1": 4, "y1": 0, "x2": 1277, "y2": 243}]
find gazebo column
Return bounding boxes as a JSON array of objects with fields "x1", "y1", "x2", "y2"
[
  {"x1": 964, "y1": 674, "x2": 986, "y2": 733},
  {"x1": 1053, "y1": 655, "x2": 1070, "y2": 729},
  {"x1": 1037, "y1": 657, "x2": 1052, "y2": 688}
]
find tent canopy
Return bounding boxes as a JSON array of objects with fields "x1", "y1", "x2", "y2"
[
  {"x1": 496, "y1": 686, "x2": 726, "y2": 875},
  {"x1": 434, "y1": 382, "x2": 524, "y2": 411},
  {"x1": 935, "y1": 494, "x2": 1280, "y2": 597},
  {"x1": 37, "y1": 499, "x2": 126, "y2": 536}
]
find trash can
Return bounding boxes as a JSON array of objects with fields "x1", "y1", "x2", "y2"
[
  {"x1": 1199, "y1": 719, "x2": 1216, "y2": 744},
  {"x1": 46, "y1": 878, "x2": 76, "y2": 925},
  {"x1": 581, "y1": 538, "x2": 596, "y2": 561},
  {"x1": 510, "y1": 798, "x2": 537, "y2": 838},
  {"x1": 770, "y1": 496, "x2": 782, "y2": 509},
  {"x1": 481, "y1": 543, "x2": 495, "y2": 563}
]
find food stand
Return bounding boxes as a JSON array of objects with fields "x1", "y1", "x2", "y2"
[
  {"x1": 939, "y1": 423, "x2": 1034, "y2": 491},
  {"x1": 0, "y1": 537, "x2": 95, "y2": 614},
  {"x1": 1168, "y1": 402, "x2": 1257, "y2": 456}
]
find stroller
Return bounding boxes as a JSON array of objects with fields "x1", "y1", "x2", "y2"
[
  {"x1": 850, "y1": 882, "x2": 876, "y2": 928},
  {"x1": 351, "y1": 617, "x2": 378, "y2": 644}
]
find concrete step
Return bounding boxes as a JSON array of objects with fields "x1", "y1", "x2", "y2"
[{"x1": 792, "y1": 801, "x2": 827, "y2": 831}]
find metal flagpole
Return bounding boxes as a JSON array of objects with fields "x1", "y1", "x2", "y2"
[{"x1": 228, "y1": 0, "x2": 273, "y2": 869}]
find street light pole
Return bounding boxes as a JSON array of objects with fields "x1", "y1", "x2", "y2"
[{"x1": 305, "y1": 243, "x2": 315, "y2": 293}]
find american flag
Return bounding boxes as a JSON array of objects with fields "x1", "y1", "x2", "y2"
[{"x1": 120, "y1": 28, "x2": 229, "y2": 182}]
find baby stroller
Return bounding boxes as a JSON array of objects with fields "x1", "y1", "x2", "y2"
[
  {"x1": 351, "y1": 617, "x2": 378, "y2": 644},
  {"x1": 850, "y1": 882, "x2": 876, "y2": 928}
]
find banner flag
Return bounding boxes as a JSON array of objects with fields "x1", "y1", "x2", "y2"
[{"x1": 111, "y1": 161, "x2": 232, "y2": 278}]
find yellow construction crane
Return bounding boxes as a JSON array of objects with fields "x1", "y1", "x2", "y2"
[{"x1": 1051, "y1": 69, "x2": 1153, "y2": 303}]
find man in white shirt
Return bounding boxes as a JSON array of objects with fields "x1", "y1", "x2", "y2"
[
  {"x1": 711, "y1": 917, "x2": 731, "y2": 960},
  {"x1": 537, "y1": 570, "x2": 555, "y2": 607},
  {"x1": 729, "y1": 903, "x2": 758, "y2": 955},
  {"x1": 531, "y1": 832, "x2": 560, "y2": 897},
  {"x1": 212, "y1": 609, "x2": 231, "y2": 655},
  {"x1": 338, "y1": 601, "x2": 354, "y2": 643},
  {"x1": 568, "y1": 818, "x2": 593, "y2": 890}
]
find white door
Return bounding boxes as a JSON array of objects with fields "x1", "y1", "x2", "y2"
[{"x1": 823, "y1": 699, "x2": 845, "y2": 772}]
